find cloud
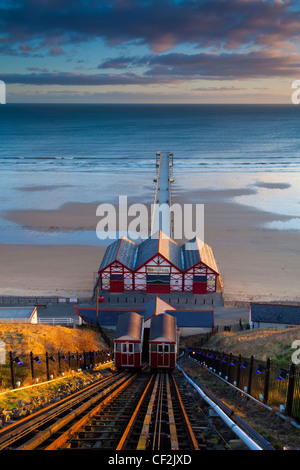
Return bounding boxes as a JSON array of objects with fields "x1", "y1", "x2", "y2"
[
  {"x1": 3, "y1": 47, "x2": 300, "y2": 89},
  {"x1": 1, "y1": 0, "x2": 300, "y2": 55},
  {"x1": 97, "y1": 50, "x2": 300, "y2": 81},
  {"x1": 1, "y1": 71, "x2": 176, "y2": 86}
]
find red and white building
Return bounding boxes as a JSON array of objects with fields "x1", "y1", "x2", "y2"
[
  {"x1": 98, "y1": 236, "x2": 136, "y2": 293},
  {"x1": 134, "y1": 231, "x2": 182, "y2": 294},
  {"x1": 182, "y1": 237, "x2": 219, "y2": 294},
  {"x1": 97, "y1": 231, "x2": 220, "y2": 295}
]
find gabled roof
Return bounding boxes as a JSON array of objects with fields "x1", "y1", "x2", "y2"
[
  {"x1": 181, "y1": 237, "x2": 219, "y2": 274},
  {"x1": 134, "y1": 230, "x2": 182, "y2": 270},
  {"x1": 250, "y1": 304, "x2": 300, "y2": 325},
  {"x1": 142, "y1": 296, "x2": 176, "y2": 321},
  {"x1": 149, "y1": 313, "x2": 177, "y2": 343},
  {"x1": 99, "y1": 236, "x2": 138, "y2": 271}
]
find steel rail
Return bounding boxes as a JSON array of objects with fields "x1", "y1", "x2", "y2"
[
  {"x1": 177, "y1": 363, "x2": 264, "y2": 451},
  {"x1": 0, "y1": 371, "x2": 129, "y2": 450},
  {"x1": 152, "y1": 372, "x2": 164, "y2": 450},
  {"x1": 0, "y1": 370, "x2": 119, "y2": 444},
  {"x1": 170, "y1": 373, "x2": 199, "y2": 450},
  {"x1": 116, "y1": 373, "x2": 155, "y2": 450},
  {"x1": 44, "y1": 372, "x2": 138, "y2": 450},
  {"x1": 137, "y1": 373, "x2": 160, "y2": 450},
  {"x1": 166, "y1": 373, "x2": 179, "y2": 450}
]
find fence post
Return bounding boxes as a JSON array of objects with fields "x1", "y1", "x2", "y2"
[
  {"x1": 286, "y1": 362, "x2": 296, "y2": 417},
  {"x1": 58, "y1": 351, "x2": 61, "y2": 374},
  {"x1": 221, "y1": 352, "x2": 226, "y2": 378},
  {"x1": 30, "y1": 351, "x2": 35, "y2": 379},
  {"x1": 46, "y1": 352, "x2": 50, "y2": 381},
  {"x1": 247, "y1": 355, "x2": 254, "y2": 397},
  {"x1": 264, "y1": 358, "x2": 271, "y2": 404},
  {"x1": 9, "y1": 351, "x2": 16, "y2": 389},
  {"x1": 236, "y1": 354, "x2": 242, "y2": 389},
  {"x1": 227, "y1": 353, "x2": 232, "y2": 382}
]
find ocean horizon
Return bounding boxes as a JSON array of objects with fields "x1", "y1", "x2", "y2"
[
  {"x1": 1, "y1": 103, "x2": 300, "y2": 172},
  {"x1": 0, "y1": 103, "x2": 299, "y2": 245}
]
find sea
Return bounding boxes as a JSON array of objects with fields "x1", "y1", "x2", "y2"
[{"x1": 0, "y1": 103, "x2": 300, "y2": 245}]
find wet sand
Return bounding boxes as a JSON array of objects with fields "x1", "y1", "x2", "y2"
[{"x1": 0, "y1": 185, "x2": 299, "y2": 303}]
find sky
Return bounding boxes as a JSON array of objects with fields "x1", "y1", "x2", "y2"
[{"x1": 1, "y1": 0, "x2": 300, "y2": 103}]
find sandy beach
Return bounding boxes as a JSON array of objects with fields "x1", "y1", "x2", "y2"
[
  {"x1": 1, "y1": 179, "x2": 299, "y2": 304},
  {"x1": 0, "y1": 243, "x2": 105, "y2": 298}
]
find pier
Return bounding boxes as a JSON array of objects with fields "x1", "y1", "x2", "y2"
[
  {"x1": 151, "y1": 152, "x2": 174, "y2": 238},
  {"x1": 95, "y1": 149, "x2": 222, "y2": 301}
]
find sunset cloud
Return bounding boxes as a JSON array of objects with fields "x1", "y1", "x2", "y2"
[{"x1": 1, "y1": 0, "x2": 299, "y2": 102}]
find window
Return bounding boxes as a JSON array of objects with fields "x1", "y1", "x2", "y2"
[
  {"x1": 110, "y1": 274, "x2": 124, "y2": 281},
  {"x1": 115, "y1": 343, "x2": 121, "y2": 352},
  {"x1": 158, "y1": 344, "x2": 169, "y2": 352}
]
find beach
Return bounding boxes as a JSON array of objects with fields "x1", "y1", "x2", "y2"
[
  {"x1": 1, "y1": 173, "x2": 299, "y2": 304},
  {"x1": 0, "y1": 104, "x2": 299, "y2": 304}
]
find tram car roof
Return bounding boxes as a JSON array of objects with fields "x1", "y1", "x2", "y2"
[
  {"x1": 149, "y1": 313, "x2": 177, "y2": 343},
  {"x1": 114, "y1": 311, "x2": 144, "y2": 342}
]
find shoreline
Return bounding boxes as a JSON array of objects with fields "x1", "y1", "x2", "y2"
[{"x1": 0, "y1": 184, "x2": 299, "y2": 304}]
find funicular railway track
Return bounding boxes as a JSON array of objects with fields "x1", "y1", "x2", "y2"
[
  {"x1": 0, "y1": 369, "x2": 132, "y2": 450},
  {"x1": 0, "y1": 365, "x2": 271, "y2": 451},
  {"x1": 0, "y1": 369, "x2": 264, "y2": 451},
  {"x1": 45, "y1": 369, "x2": 202, "y2": 451}
]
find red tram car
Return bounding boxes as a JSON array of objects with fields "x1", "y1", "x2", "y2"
[
  {"x1": 149, "y1": 313, "x2": 177, "y2": 370},
  {"x1": 114, "y1": 312, "x2": 144, "y2": 369}
]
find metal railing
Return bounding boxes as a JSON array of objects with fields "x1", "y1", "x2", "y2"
[
  {"x1": 0, "y1": 349, "x2": 113, "y2": 391},
  {"x1": 188, "y1": 348, "x2": 300, "y2": 423},
  {"x1": 37, "y1": 317, "x2": 81, "y2": 326}
]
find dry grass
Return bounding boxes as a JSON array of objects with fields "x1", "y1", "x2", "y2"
[
  {"x1": 198, "y1": 326, "x2": 300, "y2": 365},
  {"x1": 181, "y1": 326, "x2": 300, "y2": 365},
  {"x1": 0, "y1": 324, "x2": 107, "y2": 355}
]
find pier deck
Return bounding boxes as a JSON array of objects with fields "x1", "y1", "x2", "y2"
[{"x1": 151, "y1": 152, "x2": 174, "y2": 237}]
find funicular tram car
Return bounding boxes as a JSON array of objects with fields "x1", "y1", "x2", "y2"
[
  {"x1": 113, "y1": 311, "x2": 144, "y2": 369},
  {"x1": 149, "y1": 313, "x2": 177, "y2": 370}
]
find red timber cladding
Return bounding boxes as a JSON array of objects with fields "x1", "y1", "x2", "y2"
[
  {"x1": 134, "y1": 254, "x2": 183, "y2": 293},
  {"x1": 149, "y1": 343, "x2": 176, "y2": 369},
  {"x1": 184, "y1": 263, "x2": 217, "y2": 293},
  {"x1": 100, "y1": 261, "x2": 133, "y2": 292},
  {"x1": 114, "y1": 339, "x2": 142, "y2": 368}
]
